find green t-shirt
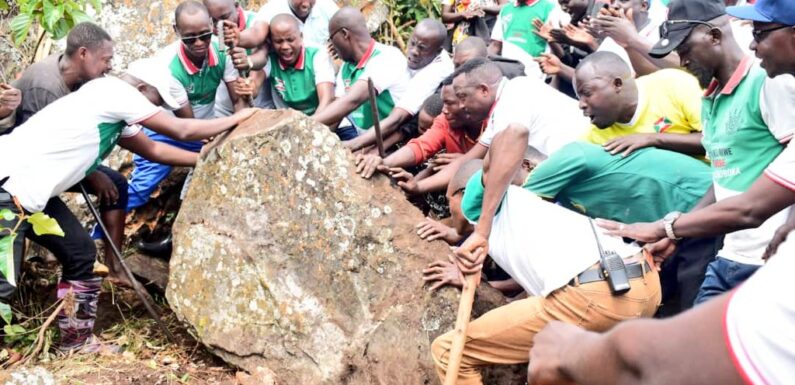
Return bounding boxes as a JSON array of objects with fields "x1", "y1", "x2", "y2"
[
  {"x1": 167, "y1": 40, "x2": 237, "y2": 119},
  {"x1": 495, "y1": 0, "x2": 556, "y2": 57},
  {"x1": 523, "y1": 142, "x2": 712, "y2": 223},
  {"x1": 338, "y1": 42, "x2": 401, "y2": 130},
  {"x1": 268, "y1": 46, "x2": 326, "y2": 115}
]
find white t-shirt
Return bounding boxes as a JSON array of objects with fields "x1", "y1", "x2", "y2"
[
  {"x1": 479, "y1": 76, "x2": 590, "y2": 155},
  {"x1": 255, "y1": 0, "x2": 339, "y2": 47},
  {"x1": 725, "y1": 238, "x2": 795, "y2": 385},
  {"x1": 396, "y1": 50, "x2": 454, "y2": 115},
  {"x1": 0, "y1": 77, "x2": 157, "y2": 212},
  {"x1": 715, "y1": 73, "x2": 795, "y2": 266},
  {"x1": 465, "y1": 185, "x2": 640, "y2": 296}
]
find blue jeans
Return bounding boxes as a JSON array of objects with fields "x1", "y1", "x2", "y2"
[
  {"x1": 694, "y1": 257, "x2": 760, "y2": 305},
  {"x1": 126, "y1": 128, "x2": 203, "y2": 212}
]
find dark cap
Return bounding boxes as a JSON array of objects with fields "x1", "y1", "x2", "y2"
[
  {"x1": 649, "y1": 0, "x2": 726, "y2": 59},
  {"x1": 727, "y1": 0, "x2": 795, "y2": 26}
]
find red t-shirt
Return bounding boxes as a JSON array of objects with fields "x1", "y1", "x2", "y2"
[{"x1": 406, "y1": 115, "x2": 480, "y2": 164}]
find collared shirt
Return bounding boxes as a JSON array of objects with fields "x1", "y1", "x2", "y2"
[
  {"x1": 264, "y1": 45, "x2": 335, "y2": 115},
  {"x1": 461, "y1": 174, "x2": 640, "y2": 296},
  {"x1": 156, "y1": 40, "x2": 238, "y2": 119},
  {"x1": 396, "y1": 50, "x2": 454, "y2": 115},
  {"x1": 701, "y1": 56, "x2": 795, "y2": 265},
  {"x1": 480, "y1": 76, "x2": 588, "y2": 156},
  {"x1": 583, "y1": 69, "x2": 703, "y2": 146},
  {"x1": 0, "y1": 77, "x2": 157, "y2": 212},
  {"x1": 255, "y1": 0, "x2": 339, "y2": 47},
  {"x1": 214, "y1": 8, "x2": 262, "y2": 117},
  {"x1": 335, "y1": 40, "x2": 410, "y2": 131}
]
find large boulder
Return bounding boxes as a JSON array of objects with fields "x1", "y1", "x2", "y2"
[{"x1": 166, "y1": 110, "x2": 524, "y2": 384}]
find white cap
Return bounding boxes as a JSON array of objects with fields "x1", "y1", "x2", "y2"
[{"x1": 125, "y1": 58, "x2": 180, "y2": 110}]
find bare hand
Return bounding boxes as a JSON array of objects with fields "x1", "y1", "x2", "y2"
[
  {"x1": 603, "y1": 133, "x2": 657, "y2": 157},
  {"x1": 232, "y1": 76, "x2": 255, "y2": 98},
  {"x1": 532, "y1": 18, "x2": 555, "y2": 42},
  {"x1": 429, "y1": 152, "x2": 462, "y2": 171},
  {"x1": 454, "y1": 230, "x2": 488, "y2": 274},
  {"x1": 0, "y1": 84, "x2": 21, "y2": 111},
  {"x1": 416, "y1": 217, "x2": 459, "y2": 244},
  {"x1": 764, "y1": 223, "x2": 794, "y2": 261},
  {"x1": 85, "y1": 171, "x2": 118, "y2": 207},
  {"x1": 354, "y1": 152, "x2": 383, "y2": 179},
  {"x1": 221, "y1": 20, "x2": 240, "y2": 48},
  {"x1": 596, "y1": 218, "x2": 665, "y2": 244},
  {"x1": 230, "y1": 47, "x2": 250, "y2": 71},
  {"x1": 233, "y1": 107, "x2": 258, "y2": 123},
  {"x1": 535, "y1": 53, "x2": 562, "y2": 76},
  {"x1": 644, "y1": 238, "x2": 678, "y2": 270},
  {"x1": 527, "y1": 321, "x2": 584, "y2": 385},
  {"x1": 326, "y1": 42, "x2": 339, "y2": 61},
  {"x1": 592, "y1": 9, "x2": 639, "y2": 48},
  {"x1": 381, "y1": 166, "x2": 420, "y2": 195},
  {"x1": 422, "y1": 255, "x2": 465, "y2": 291}
]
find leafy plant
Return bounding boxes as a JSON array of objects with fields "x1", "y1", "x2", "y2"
[
  {"x1": 9, "y1": 0, "x2": 102, "y2": 46},
  {"x1": 0, "y1": 208, "x2": 64, "y2": 324}
]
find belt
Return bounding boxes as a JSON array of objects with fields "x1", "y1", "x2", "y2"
[{"x1": 569, "y1": 261, "x2": 652, "y2": 286}]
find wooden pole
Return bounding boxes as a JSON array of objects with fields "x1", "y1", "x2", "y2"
[
  {"x1": 367, "y1": 78, "x2": 386, "y2": 158},
  {"x1": 443, "y1": 271, "x2": 481, "y2": 385}
]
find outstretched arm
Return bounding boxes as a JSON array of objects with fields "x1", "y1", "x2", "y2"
[
  {"x1": 313, "y1": 80, "x2": 369, "y2": 128},
  {"x1": 118, "y1": 130, "x2": 199, "y2": 167},
  {"x1": 345, "y1": 108, "x2": 412, "y2": 151},
  {"x1": 528, "y1": 292, "x2": 743, "y2": 385},
  {"x1": 141, "y1": 108, "x2": 257, "y2": 142}
]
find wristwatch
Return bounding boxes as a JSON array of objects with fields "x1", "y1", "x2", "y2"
[{"x1": 663, "y1": 211, "x2": 682, "y2": 240}]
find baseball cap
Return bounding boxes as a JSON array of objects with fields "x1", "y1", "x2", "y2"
[
  {"x1": 649, "y1": 0, "x2": 726, "y2": 59},
  {"x1": 124, "y1": 58, "x2": 180, "y2": 110},
  {"x1": 727, "y1": 0, "x2": 795, "y2": 26}
]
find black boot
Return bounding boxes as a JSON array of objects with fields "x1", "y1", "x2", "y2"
[{"x1": 135, "y1": 233, "x2": 172, "y2": 257}]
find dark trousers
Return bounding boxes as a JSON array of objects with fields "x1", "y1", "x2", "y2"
[
  {"x1": 694, "y1": 256, "x2": 761, "y2": 305},
  {"x1": 656, "y1": 236, "x2": 723, "y2": 317},
  {"x1": 0, "y1": 193, "x2": 96, "y2": 303},
  {"x1": 68, "y1": 165, "x2": 128, "y2": 212}
]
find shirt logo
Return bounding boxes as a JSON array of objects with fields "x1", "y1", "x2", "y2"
[
  {"x1": 274, "y1": 78, "x2": 287, "y2": 94},
  {"x1": 654, "y1": 117, "x2": 672, "y2": 133}
]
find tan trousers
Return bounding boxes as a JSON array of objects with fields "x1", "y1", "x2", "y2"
[{"x1": 432, "y1": 263, "x2": 661, "y2": 385}]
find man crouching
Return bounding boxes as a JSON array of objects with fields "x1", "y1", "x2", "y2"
[{"x1": 427, "y1": 125, "x2": 661, "y2": 385}]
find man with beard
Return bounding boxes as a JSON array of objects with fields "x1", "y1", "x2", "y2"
[{"x1": 599, "y1": 0, "x2": 795, "y2": 304}]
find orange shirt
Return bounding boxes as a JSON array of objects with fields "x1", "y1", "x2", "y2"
[{"x1": 406, "y1": 115, "x2": 480, "y2": 164}]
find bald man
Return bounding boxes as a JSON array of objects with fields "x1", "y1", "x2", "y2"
[
  {"x1": 313, "y1": 7, "x2": 410, "y2": 142},
  {"x1": 453, "y1": 36, "x2": 526, "y2": 78},
  {"x1": 235, "y1": 13, "x2": 335, "y2": 116},
  {"x1": 574, "y1": 51, "x2": 704, "y2": 157},
  {"x1": 345, "y1": 18, "x2": 454, "y2": 152}
]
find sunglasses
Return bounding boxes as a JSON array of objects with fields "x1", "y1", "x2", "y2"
[
  {"x1": 181, "y1": 31, "x2": 213, "y2": 46},
  {"x1": 659, "y1": 19, "x2": 716, "y2": 39},
  {"x1": 752, "y1": 24, "x2": 791, "y2": 43}
]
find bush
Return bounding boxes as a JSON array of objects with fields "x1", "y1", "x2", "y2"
[{"x1": 9, "y1": 0, "x2": 101, "y2": 46}]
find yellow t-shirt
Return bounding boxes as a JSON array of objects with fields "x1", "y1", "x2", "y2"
[{"x1": 583, "y1": 69, "x2": 703, "y2": 145}]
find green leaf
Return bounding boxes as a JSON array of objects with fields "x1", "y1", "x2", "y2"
[
  {"x1": 0, "y1": 303, "x2": 11, "y2": 325},
  {"x1": 42, "y1": 0, "x2": 57, "y2": 29},
  {"x1": 0, "y1": 209, "x2": 15, "y2": 222},
  {"x1": 0, "y1": 234, "x2": 16, "y2": 288},
  {"x1": 9, "y1": 13, "x2": 33, "y2": 46},
  {"x1": 68, "y1": 8, "x2": 92, "y2": 24},
  {"x1": 27, "y1": 212, "x2": 64, "y2": 237},
  {"x1": 0, "y1": 0, "x2": 9, "y2": 11},
  {"x1": 50, "y1": 18, "x2": 70, "y2": 40}
]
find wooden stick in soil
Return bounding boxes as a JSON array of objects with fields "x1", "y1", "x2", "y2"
[{"x1": 443, "y1": 271, "x2": 481, "y2": 385}]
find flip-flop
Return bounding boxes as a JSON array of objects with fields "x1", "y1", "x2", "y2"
[{"x1": 58, "y1": 335, "x2": 123, "y2": 356}]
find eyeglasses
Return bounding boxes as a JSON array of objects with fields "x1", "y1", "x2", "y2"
[
  {"x1": 752, "y1": 24, "x2": 791, "y2": 43},
  {"x1": 659, "y1": 19, "x2": 716, "y2": 39},
  {"x1": 180, "y1": 31, "x2": 213, "y2": 46},
  {"x1": 328, "y1": 27, "x2": 345, "y2": 42}
]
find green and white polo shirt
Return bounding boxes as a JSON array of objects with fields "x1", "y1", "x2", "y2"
[
  {"x1": 0, "y1": 77, "x2": 160, "y2": 212},
  {"x1": 161, "y1": 40, "x2": 238, "y2": 120},
  {"x1": 334, "y1": 40, "x2": 409, "y2": 131},
  {"x1": 214, "y1": 7, "x2": 262, "y2": 117},
  {"x1": 491, "y1": 0, "x2": 563, "y2": 58},
  {"x1": 702, "y1": 56, "x2": 795, "y2": 265},
  {"x1": 265, "y1": 45, "x2": 335, "y2": 115}
]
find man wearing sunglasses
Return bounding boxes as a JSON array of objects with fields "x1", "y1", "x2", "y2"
[
  {"x1": 596, "y1": 0, "x2": 795, "y2": 305},
  {"x1": 126, "y1": 1, "x2": 245, "y2": 216}
]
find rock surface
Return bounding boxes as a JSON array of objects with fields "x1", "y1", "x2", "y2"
[{"x1": 167, "y1": 110, "x2": 524, "y2": 384}]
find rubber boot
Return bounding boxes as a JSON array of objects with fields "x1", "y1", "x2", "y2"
[{"x1": 56, "y1": 277, "x2": 102, "y2": 351}]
